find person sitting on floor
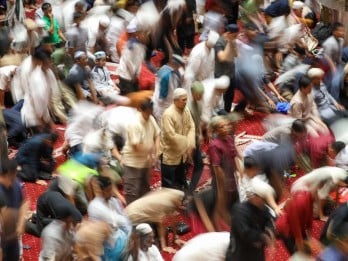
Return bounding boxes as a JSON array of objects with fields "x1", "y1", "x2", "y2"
[
  {"x1": 327, "y1": 141, "x2": 348, "y2": 170},
  {"x1": 16, "y1": 132, "x2": 58, "y2": 184}
]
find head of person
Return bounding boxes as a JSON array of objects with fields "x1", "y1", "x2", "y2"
[
  {"x1": 32, "y1": 48, "x2": 51, "y2": 70},
  {"x1": 332, "y1": 22, "x2": 345, "y2": 39},
  {"x1": 135, "y1": 223, "x2": 155, "y2": 252},
  {"x1": 209, "y1": 115, "x2": 231, "y2": 138},
  {"x1": 138, "y1": 98, "x2": 153, "y2": 121},
  {"x1": 97, "y1": 175, "x2": 113, "y2": 200},
  {"x1": 206, "y1": 30, "x2": 219, "y2": 49},
  {"x1": 73, "y1": 11, "x2": 85, "y2": 26},
  {"x1": 244, "y1": 23, "x2": 259, "y2": 40},
  {"x1": 94, "y1": 51, "x2": 107, "y2": 67},
  {"x1": 214, "y1": 75, "x2": 230, "y2": 95},
  {"x1": 292, "y1": 1, "x2": 304, "y2": 17},
  {"x1": 328, "y1": 141, "x2": 346, "y2": 159},
  {"x1": 243, "y1": 157, "x2": 261, "y2": 178},
  {"x1": 0, "y1": 159, "x2": 18, "y2": 188},
  {"x1": 173, "y1": 88, "x2": 188, "y2": 111},
  {"x1": 41, "y1": 2, "x2": 52, "y2": 16},
  {"x1": 74, "y1": 1, "x2": 87, "y2": 14},
  {"x1": 43, "y1": 132, "x2": 59, "y2": 147},
  {"x1": 191, "y1": 81, "x2": 204, "y2": 102},
  {"x1": 307, "y1": 68, "x2": 325, "y2": 87},
  {"x1": 170, "y1": 54, "x2": 185, "y2": 71},
  {"x1": 99, "y1": 16, "x2": 110, "y2": 32},
  {"x1": 74, "y1": 51, "x2": 88, "y2": 66},
  {"x1": 299, "y1": 75, "x2": 313, "y2": 95},
  {"x1": 224, "y1": 23, "x2": 239, "y2": 41},
  {"x1": 290, "y1": 119, "x2": 307, "y2": 141}
]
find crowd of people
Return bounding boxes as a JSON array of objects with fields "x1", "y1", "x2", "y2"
[{"x1": 1, "y1": 0, "x2": 348, "y2": 260}]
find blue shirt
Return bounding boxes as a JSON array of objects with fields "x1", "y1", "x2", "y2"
[{"x1": 317, "y1": 245, "x2": 347, "y2": 261}]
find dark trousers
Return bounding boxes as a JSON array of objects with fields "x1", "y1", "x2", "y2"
[
  {"x1": 161, "y1": 159, "x2": 188, "y2": 191},
  {"x1": 221, "y1": 76, "x2": 235, "y2": 113},
  {"x1": 17, "y1": 162, "x2": 54, "y2": 182},
  {"x1": 123, "y1": 166, "x2": 150, "y2": 204},
  {"x1": 2, "y1": 240, "x2": 20, "y2": 261},
  {"x1": 189, "y1": 144, "x2": 204, "y2": 193}
]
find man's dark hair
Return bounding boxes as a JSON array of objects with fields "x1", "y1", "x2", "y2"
[
  {"x1": 299, "y1": 75, "x2": 312, "y2": 89},
  {"x1": 0, "y1": 159, "x2": 18, "y2": 175},
  {"x1": 49, "y1": 132, "x2": 59, "y2": 143},
  {"x1": 33, "y1": 48, "x2": 50, "y2": 62},
  {"x1": 331, "y1": 141, "x2": 346, "y2": 154},
  {"x1": 291, "y1": 119, "x2": 306, "y2": 133},
  {"x1": 97, "y1": 175, "x2": 112, "y2": 190},
  {"x1": 332, "y1": 22, "x2": 344, "y2": 33},
  {"x1": 73, "y1": 11, "x2": 84, "y2": 21},
  {"x1": 244, "y1": 156, "x2": 259, "y2": 169},
  {"x1": 41, "y1": 2, "x2": 51, "y2": 11},
  {"x1": 139, "y1": 98, "x2": 153, "y2": 111}
]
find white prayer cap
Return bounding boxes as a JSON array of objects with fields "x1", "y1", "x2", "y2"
[
  {"x1": 94, "y1": 51, "x2": 106, "y2": 60},
  {"x1": 248, "y1": 176, "x2": 275, "y2": 200},
  {"x1": 99, "y1": 16, "x2": 110, "y2": 27},
  {"x1": 292, "y1": 1, "x2": 304, "y2": 9},
  {"x1": 214, "y1": 75, "x2": 230, "y2": 89},
  {"x1": 126, "y1": 18, "x2": 138, "y2": 33},
  {"x1": 173, "y1": 88, "x2": 187, "y2": 99},
  {"x1": 74, "y1": 51, "x2": 86, "y2": 60},
  {"x1": 136, "y1": 223, "x2": 153, "y2": 235},
  {"x1": 307, "y1": 68, "x2": 325, "y2": 78},
  {"x1": 206, "y1": 30, "x2": 220, "y2": 47}
]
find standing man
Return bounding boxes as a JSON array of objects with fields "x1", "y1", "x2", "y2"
[
  {"x1": 214, "y1": 24, "x2": 239, "y2": 112},
  {"x1": 41, "y1": 2, "x2": 66, "y2": 46},
  {"x1": 160, "y1": 88, "x2": 195, "y2": 191},
  {"x1": 122, "y1": 98, "x2": 160, "y2": 204}
]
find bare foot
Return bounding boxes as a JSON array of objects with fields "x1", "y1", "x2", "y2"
[
  {"x1": 162, "y1": 246, "x2": 177, "y2": 254},
  {"x1": 35, "y1": 180, "x2": 47, "y2": 186}
]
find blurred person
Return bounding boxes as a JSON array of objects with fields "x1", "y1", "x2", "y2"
[
  {"x1": 160, "y1": 88, "x2": 195, "y2": 191},
  {"x1": 308, "y1": 67, "x2": 347, "y2": 125},
  {"x1": 214, "y1": 24, "x2": 239, "y2": 112},
  {"x1": 0, "y1": 65, "x2": 16, "y2": 109},
  {"x1": 176, "y1": 0, "x2": 196, "y2": 55},
  {"x1": 125, "y1": 188, "x2": 185, "y2": 253},
  {"x1": 207, "y1": 115, "x2": 238, "y2": 229},
  {"x1": 188, "y1": 81, "x2": 204, "y2": 193},
  {"x1": 201, "y1": 76, "x2": 230, "y2": 124},
  {"x1": 320, "y1": 202, "x2": 348, "y2": 246},
  {"x1": 91, "y1": 51, "x2": 128, "y2": 105},
  {"x1": 225, "y1": 177, "x2": 276, "y2": 260},
  {"x1": 24, "y1": 19, "x2": 48, "y2": 54},
  {"x1": 66, "y1": 11, "x2": 89, "y2": 55},
  {"x1": 122, "y1": 98, "x2": 160, "y2": 204},
  {"x1": 25, "y1": 191, "x2": 82, "y2": 237},
  {"x1": 41, "y1": 2, "x2": 66, "y2": 46},
  {"x1": 279, "y1": 44, "x2": 307, "y2": 74},
  {"x1": 62, "y1": 0, "x2": 87, "y2": 31},
  {"x1": 64, "y1": 51, "x2": 98, "y2": 103},
  {"x1": 287, "y1": 1, "x2": 315, "y2": 28},
  {"x1": 125, "y1": 223, "x2": 163, "y2": 261},
  {"x1": 0, "y1": 159, "x2": 29, "y2": 261},
  {"x1": 86, "y1": 15, "x2": 110, "y2": 54},
  {"x1": 153, "y1": 54, "x2": 185, "y2": 124},
  {"x1": 0, "y1": 121, "x2": 7, "y2": 170},
  {"x1": 289, "y1": 75, "x2": 329, "y2": 137},
  {"x1": 184, "y1": 30, "x2": 219, "y2": 90},
  {"x1": 199, "y1": 11, "x2": 226, "y2": 41},
  {"x1": 88, "y1": 176, "x2": 130, "y2": 260},
  {"x1": 16, "y1": 132, "x2": 58, "y2": 183},
  {"x1": 38, "y1": 203, "x2": 78, "y2": 261},
  {"x1": 173, "y1": 232, "x2": 230, "y2": 261},
  {"x1": 327, "y1": 141, "x2": 348, "y2": 170},
  {"x1": 317, "y1": 223, "x2": 348, "y2": 261},
  {"x1": 291, "y1": 166, "x2": 348, "y2": 222}
]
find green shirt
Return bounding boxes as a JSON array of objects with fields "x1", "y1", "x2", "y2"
[{"x1": 42, "y1": 16, "x2": 61, "y2": 44}]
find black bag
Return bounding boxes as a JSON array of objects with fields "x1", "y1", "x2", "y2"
[
  {"x1": 176, "y1": 222, "x2": 191, "y2": 235},
  {"x1": 312, "y1": 23, "x2": 332, "y2": 46}
]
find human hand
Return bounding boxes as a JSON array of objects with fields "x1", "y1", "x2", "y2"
[{"x1": 335, "y1": 103, "x2": 345, "y2": 111}]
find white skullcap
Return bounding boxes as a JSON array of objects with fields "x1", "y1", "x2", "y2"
[
  {"x1": 214, "y1": 75, "x2": 230, "y2": 89},
  {"x1": 307, "y1": 68, "x2": 325, "y2": 78},
  {"x1": 136, "y1": 223, "x2": 153, "y2": 235},
  {"x1": 127, "y1": 18, "x2": 138, "y2": 33},
  {"x1": 173, "y1": 88, "x2": 187, "y2": 99},
  {"x1": 292, "y1": 1, "x2": 304, "y2": 9},
  {"x1": 74, "y1": 51, "x2": 86, "y2": 60},
  {"x1": 99, "y1": 16, "x2": 110, "y2": 27},
  {"x1": 206, "y1": 30, "x2": 220, "y2": 47},
  {"x1": 248, "y1": 176, "x2": 275, "y2": 200}
]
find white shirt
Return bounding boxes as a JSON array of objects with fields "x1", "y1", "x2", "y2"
[
  {"x1": 201, "y1": 78, "x2": 225, "y2": 123},
  {"x1": 0, "y1": 65, "x2": 16, "y2": 91},
  {"x1": 336, "y1": 146, "x2": 348, "y2": 171},
  {"x1": 129, "y1": 245, "x2": 163, "y2": 261}
]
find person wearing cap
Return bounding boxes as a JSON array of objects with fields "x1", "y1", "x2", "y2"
[
  {"x1": 318, "y1": 222, "x2": 348, "y2": 261},
  {"x1": 64, "y1": 51, "x2": 98, "y2": 103},
  {"x1": 160, "y1": 88, "x2": 195, "y2": 190},
  {"x1": 309, "y1": 67, "x2": 347, "y2": 124},
  {"x1": 153, "y1": 54, "x2": 185, "y2": 124},
  {"x1": 201, "y1": 75, "x2": 230, "y2": 124},
  {"x1": 122, "y1": 98, "x2": 160, "y2": 204},
  {"x1": 125, "y1": 223, "x2": 163, "y2": 261},
  {"x1": 116, "y1": 18, "x2": 147, "y2": 95},
  {"x1": 214, "y1": 23, "x2": 239, "y2": 113},
  {"x1": 287, "y1": 1, "x2": 314, "y2": 27},
  {"x1": 87, "y1": 15, "x2": 110, "y2": 54},
  {"x1": 225, "y1": 176, "x2": 275, "y2": 260},
  {"x1": 66, "y1": 11, "x2": 89, "y2": 55},
  {"x1": 41, "y1": 2, "x2": 66, "y2": 46},
  {"x1": 39, "y1": 203, "x2": 78, "y2": 261},
  {"x1": 184, "y1": 30, "x2": 219, "y2": 90},
  {"x1": 91, "y1": 51, "x2": 127, "y2": 104}
]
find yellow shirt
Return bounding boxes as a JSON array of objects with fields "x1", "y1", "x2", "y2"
[{"x1": 160, "y1": 104, "x2": 196, "y2": 165}]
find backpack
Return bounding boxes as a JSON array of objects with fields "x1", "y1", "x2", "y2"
[{"x1": 312, "y1": 23, "x2": 332, "y2": 46}]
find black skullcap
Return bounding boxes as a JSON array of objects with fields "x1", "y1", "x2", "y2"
[{"x1": 225, "y1": 24, "x2": 239, "y2": 33}]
